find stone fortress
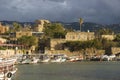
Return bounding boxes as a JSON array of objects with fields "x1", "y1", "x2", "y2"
[{"x1": 0, "y1": 19, "x2": 119, "y2": 58}]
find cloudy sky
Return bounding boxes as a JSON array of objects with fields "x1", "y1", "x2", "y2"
[{"x1": 0, "y1": 0, "x2": 120, "y2": 24}]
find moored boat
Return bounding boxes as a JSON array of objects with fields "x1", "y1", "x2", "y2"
[
  {"x1": 50, "y1": 57, "x2": 62, "y2": 63},
  {"x1": 50, "y1": 54, "x2": 67, "y2": 63},
  {"x1": 39, "y1": 55, "x2": 50, "y2": 63},
  {"x1": 0, "y1": 58, "x2": 17, "y2": 80},
  {"x1": 40, "y1": 58, "x2": 50, "y2": 63},
  {"x1": 31, "y1": 57, "x2": 39, "y2": 64}
]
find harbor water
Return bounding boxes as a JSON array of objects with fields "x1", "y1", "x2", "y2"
[{"x1": 13, "y1": 61, "x2": 120, "y2": 80}]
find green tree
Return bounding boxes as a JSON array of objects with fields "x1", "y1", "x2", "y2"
[
  {"x1": 13, "y1": 22, "x2": 22, "y2": 32},
  {"x1": 114, "y1": 34, "x2": 120, "y2": 41},
  {"x1": 64, "y1": 40, "x2": 95, "y2": 52},
  {"x1": 92, "y1": 39, "x2": 103, "y2": 49},
  {"x1": 114, "y1": 34, "x2": 120, "y2": 47},
  {"x1": 64, "y1": 38, "x2": 116, "y2": 52},
  {"x1": 0, "y1": 47, "x2": 6, "y2": 50},
  {"x1": 17, "y1": 36, "x2": 38, "y2": 49},
  {"x1": 43, "y1": 23, "x2": 66, "y2": 38},
  {"x1": 97, "y1": 28, "x2": 113, "y2": 35}
]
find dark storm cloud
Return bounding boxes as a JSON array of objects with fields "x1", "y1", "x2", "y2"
[
  {"x1": 47, "y1": 0, "x2": 66, "y2": 3},
  {"x1": 0, "y1": 0, "x2": 120, "y2": 24}
]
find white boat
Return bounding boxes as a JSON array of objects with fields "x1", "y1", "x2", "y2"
[
  {"x1": 68, "y1": 56, "x2": 83, "y2": 62},
  {"x1": 31, "y1": 57, "x2": 39, "y2": 64},
  {"x1": 21, "y1": 59, "x2": 31, "y2": 64},
  {"x1": 51, "y1": 57, "x2": 62, "y2": 63},
  {"x1": 60, "y1": 57, "x2": 66, "y2": 62},
  {"x1": 50, "y1": 57, "x2": 66, "y2": 63},
  {"x1": 0, "y1": 58, "x2": 17, "y2": 80},
  {"x1": 50, "y1": 54, "x2": 67, "y2": 63},
  {"x1": 39, "y1": 55, "x2": 50, "y2": 63},
  {"x1": 40, "y1": 58, "x2": 50, "y2": 63},
  {"x1": 101, "y1": 55, "x2": 116, "y2": 61}
]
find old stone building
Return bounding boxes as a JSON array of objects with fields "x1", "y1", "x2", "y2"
[
  {"x1": 101, "y1": 34, "x2": 115, "y2": 40},
  {"x1": 10, "y1": 31, "x2": 43, "y2": 39},
  {"x1": 10, "y1": 31, "x2": 33, "y2": 38},
  {"x1": 34, "y1": 19, "x2": 50, "y2": 32},
  {"x1": 65, "y1": 31, "x2": 95, "y2": 41},
  {"x1": 48, "y1": 31, "x2": 95, "y2": 52},
  {"x1": 49, "y1": 39, "x2": 66, "y2": 50},
  {"x1": 47, "y1": 38, "x2": 105, "y2": 57},
  {"x1": 110, "y1": 47, "x2": 120, "y2": 55},
  {"x1": 0, "y1": 37, "x2": 7, "y2": 43},
  {"x1": 0, "y1": 50, "x2": 15, "y2": 58},
  {"x1": 0, "y1": 22, "x2": 9, "y2": 34}
]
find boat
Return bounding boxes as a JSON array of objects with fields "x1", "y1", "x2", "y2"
[
  {"x1": 31, "y1": 57, "x2": 39, "y2": 64},
  {"x1": 50, "y1": 54, "x2": 66, "y2": 63},
  {"x1": 16, "y1": 54, "x2": 40, "y2": 64},
  {"x1": 51, "y1": 57, "x2": 62, "y2": 63},
  {"x1": 68, "y1": 56, "x2": 83, "y2": 62},
  {"x1": 60, "y1": 57, "x2": 66, "y2": 62},
  {"x1": 21, "y1": 59, "x2": 31, "y2": 64},
  {"x1": 0, "y1": 58, "x2": 17, "y2": 80},
  {"x1": 40, "y1": 58, "x2": 50, "y2": 63},
  {"x1": 101, "y1": 55, "x2": 116, "y2": 61},
  {"x1": 39, "y1": 55, "x2": 50, "y2": 63},
  {"x1": 90, "y1": 57, "x2": 101, "y2": 61}
]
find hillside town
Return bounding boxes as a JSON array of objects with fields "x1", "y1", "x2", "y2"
[
  {"x1": 0, "y1": 0, "x2": 120, "y2": 80},
  {"x1": 0, "y1": 19, "x2": 120, "y2": 62},
  {"x1": 0, "y1": 19, "x2": 120, "y2": 80}
]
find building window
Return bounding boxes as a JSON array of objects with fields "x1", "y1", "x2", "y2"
[
  {"x1": 72, "y1": 36, "x2": 75, "y2": 39},
  {"x1": 26, "y1": 33, "x2": 29, "y2": 35},
  {"x1": 19, "y1": 33, "x2": 21, "y2": 35},
  {"x1": 78, "y1": 35, "x2": 81, "y2": 39}
]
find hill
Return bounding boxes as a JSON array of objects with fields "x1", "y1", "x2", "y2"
[
  {"x1": 1, "y1": 21, "x2": 120, "y2": 33},
  {"x1": 62, "y1": 22, "x2": 120, "y2": 33}
]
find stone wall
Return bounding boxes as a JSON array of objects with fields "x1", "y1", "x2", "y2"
[
  {"x1": 45, "y1": 48, "x2": 105, "y2": 57},
  {"x1": 50, "y1": 39, "x2": 66, "y2": 50},
  {"x1": 65, "y1": 31, "x2": 95, "y2": 41},
  {"x1": 34, "y1": 19, "x2": 50, "y2": 32},
  {"x1": 0, "y1": 37, "x2": 7, "y2": 43},
  {"x1": 111, "y1": 47, "x2": 120, "y2": 54},
  {"x1": 15, "y1": 31, "x2": 32, "y2": 38},
  {"x1": 0, "y1": 22, "x2": 9, "y2": 34},
  {"x1": 0, "y1": 50, "x2": 15, "y2": 58},
  {"x1": 101, "y1": 35, "x2": 115, "y2": 40},
  {"x1": 49, "y1": 32, "x2": 99, "y2": 54},
  {"x1": 48, "y1": 31, "x2": 104, "y2": 57}
]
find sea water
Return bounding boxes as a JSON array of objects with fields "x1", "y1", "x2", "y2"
[{"x1": 13, "y1": 61, "x2": 120, "y2": 80}]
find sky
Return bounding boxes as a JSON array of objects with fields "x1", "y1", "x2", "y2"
[{"x1": 0, "y1": 0, "x2": 120, "y2": 24}]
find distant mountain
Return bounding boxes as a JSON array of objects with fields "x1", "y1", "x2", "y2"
[
  {"x1": 0, "y1": 21, "x2": 15, "y2": 25},
  {"x1": 62, "y1": 22, "x2": 120, "y2": 33},
  {"x1": 106, "y1": 24, "x2": 120, "y2": 33},
  {"x1": 62, "y1": 22, "x2": 101, "y2": 31},
  {"x1": 0, "y1": 21, "x2": 34, "y2": 26},
  {"x1": 1, "y1": 21, "x2": 120, "y2": 33}
]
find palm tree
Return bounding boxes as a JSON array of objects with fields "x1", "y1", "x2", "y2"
[{"x1": 79, "y1": 18, "x2": 84, "y2": 32}]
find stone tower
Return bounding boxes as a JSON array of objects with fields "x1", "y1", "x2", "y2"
[{"x1": 34, "y1": 19, "x2": 50, "y2": 32}]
